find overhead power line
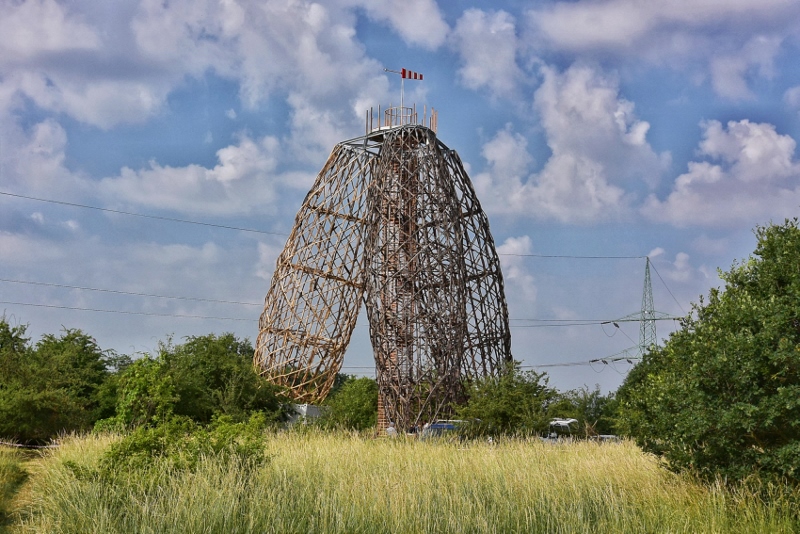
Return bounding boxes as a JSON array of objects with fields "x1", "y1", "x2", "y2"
[
  {"x1": 499, "y1": 253, "x2": 645, "y2": 259},
  {"x1": 511, "y1": 317, "x2": 678, "y2": 323},
  {"x1": 8, "y1": 305, "x2": 654, "y2": 369},
  {"x1": 519, "y1": 359, "x2": 628, "y2": 369},
  {"x1": 512, "y1": 322, "x2": 621, "y2": 329},
  {"x1": 0, "y1": 297, "x2": 669, "y2": 329},
  {"x1": 0, "y1": 190, "x2": 286, "y2": 237},
  {"x1": 1, "y1": 277, "x2": 680, "y2": 326},
  {"x1": 649, "y1": 261, "x2": 686, "y2": 314},
  {"x1": 0, "y1": 278, "x2": 263, "y2": 306},
  {"x1": 0, "y1": 300, "x2": 256, "y2": 322},
  {"x1": 1, "y1": 190, "x2": 646, "y2": 260},
  {"x1": 522, "y1": 346, "x2": 642, "y2": 369}
]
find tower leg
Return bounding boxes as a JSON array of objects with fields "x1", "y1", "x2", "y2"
[{"x1": 255, "y1": 144, "x2": 374, "y2": 403}]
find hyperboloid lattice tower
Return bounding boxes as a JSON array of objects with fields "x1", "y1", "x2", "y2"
[{"x1": 255, "y1": 105, "x2": 512, "y2": 429}]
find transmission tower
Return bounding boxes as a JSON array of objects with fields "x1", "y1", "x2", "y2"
[
  {"x1": 599, "y1": 256, "x2": 664, "y2": 366},
  {"x1": 255, "y1": 104, "x2": 512, "y2": 430},
  {"x1": 639, "y1": 257, "x2": 657, "y2": 354}
]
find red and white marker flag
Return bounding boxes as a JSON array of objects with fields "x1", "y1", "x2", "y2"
[{"x1": 401, "y1": 68, "x2": 423, "y2": 80}]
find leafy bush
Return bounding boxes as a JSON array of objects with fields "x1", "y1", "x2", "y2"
[
  {"x1": 162, "y1": 334, "x2": 284, "y2": 423},
  {"x1": 97, "y1": 333, "x2": 286, "y2": 430},
  {"x1": 318, "y1": 376, "x2": 378, "y2": 431},
  {"x1": 101, "y1": 412, "x2": 271, "y2": 474},
  {"x1": 0, "y1": 320, "x2": 118, "y2": 443},
  {"x1": 456, "y1": 364, "x2": 556, "y2": 436},
  {"x1": 102, "y1": 356, "x2": 178, "y2": 429},
  {"x1": 617, "y1": 219, "x2": 800, "y2": 483},
  {"x1": 546, "y1": 386, "x2": 619, "y2": 437}
]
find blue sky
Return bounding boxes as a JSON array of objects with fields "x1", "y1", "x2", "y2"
[{"x1": 2, "y1": 0, "x2": 800, "y2": 392}]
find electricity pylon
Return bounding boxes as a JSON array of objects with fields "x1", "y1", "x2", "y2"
[
  {"x1": 640, "y1": 257, "x2": 657, "y2": 354},
  {"x1": 596, "y1": 256, "x2": 670, "y2": 366},
  {"x1": 255, "y1": 105, "x2": 512, "y2": 430}
]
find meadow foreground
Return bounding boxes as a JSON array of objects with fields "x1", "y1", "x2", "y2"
[{"x1": 1, "y1": 431, "x2": 797, "y2": 533}]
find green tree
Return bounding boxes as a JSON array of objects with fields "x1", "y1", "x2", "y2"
[
  {"x1": 548, "y1": 386, "x2": 618, "y2": 437},
  {"x1": 93, "y1": 352, "x2": 133, "y2": 421},
  {"x1": 319, "y1": 376, "x2": 378, "y2": 430},
  {"x1": 163, "y1": 333, "x2": 284, "y2": 423},
  {"x1": 110, "y1": 356, "x2": 178, "y2": 428},
  {"x1": 456, "y1": 364, "x2": 556, "y2": 436},
  {"x1": 0, "y1": 321, "x2": 116, "y2": 442},
  {"x1": 617, "y1": 219, "x2": 800, "y2": 483},
  {"x1": 103, "y1": 333, "x2": 285, "y2": 429},
  {"x1": 35, "y1": 329, "x2": 111, "y2": 422},
  {"x1": 0, "y1": 319, "x2": 31, "y2": 391}
]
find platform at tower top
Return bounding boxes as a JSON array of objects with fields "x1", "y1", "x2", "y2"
[{"x1": 365, "y1": 105, "x2": 437, "y2": 136}]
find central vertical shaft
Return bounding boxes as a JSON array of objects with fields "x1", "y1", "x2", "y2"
[
  {"x1": 383, "y1": 134, "x2": 418, "y2": 425},
  {"x1": 365, "y1": 125, "x2": 470, "y2": 431}
]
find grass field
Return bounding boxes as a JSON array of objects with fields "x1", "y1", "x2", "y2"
[
  {"x1": 0, "y1": 448, "x2": 28, "y2": 531},
  {"x1": 1, "y1": 431, "x2": 797, "y2": 533}
]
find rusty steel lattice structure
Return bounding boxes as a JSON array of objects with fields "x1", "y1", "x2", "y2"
[{"x1": 255, "y1": 106, "x2": 512, "y2": 429}]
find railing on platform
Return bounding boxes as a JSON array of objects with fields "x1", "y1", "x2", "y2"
[{"x1": 365, "y1": 105, "x2": 437, "y2": 135}]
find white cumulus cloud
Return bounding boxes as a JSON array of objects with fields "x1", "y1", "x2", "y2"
[
  {"x1": 709, "y1": 36, "x2": 782, "y2": 100},
  {"x1": 13, "y1": 73, "x2": 170, "y2": 129},
  {"x1": 346, "y1": 0, "x2": 449, "y2": 50},
  {"x1": 0, "y1": 0, "x2": 100, "y2": 61},
  {"x1": 526, "y1": 0, "x2": 800, "y2": 100},
  {"x1": 1, "y1": 0, "x2": 397, "y2": 136},
  {"x1": 451, "y1": 9, "x2": 523, "y2": 99},
  {"x1": 475, "y1": 64, "x2": 666, "y2": 222},
  {"x1": 644, "y1": 119, "x2": 800, "y2": 226},
  {"x1": 7, "y1": 119, "x2": 89, "y2": 196},
  {"x1": 99, "y1": 134, "x2": 283, "y2": 215},
  {"x1": 496, "y1": 235, "x2": 537, "y2": 303}
]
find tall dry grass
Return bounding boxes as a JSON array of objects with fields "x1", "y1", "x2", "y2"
[
  {"x1": 9, "y1": 431, "x2": 798, "y2": 533},
  {"x1": 0, "y1": 447, "x2": 29, "y2": 531}
]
